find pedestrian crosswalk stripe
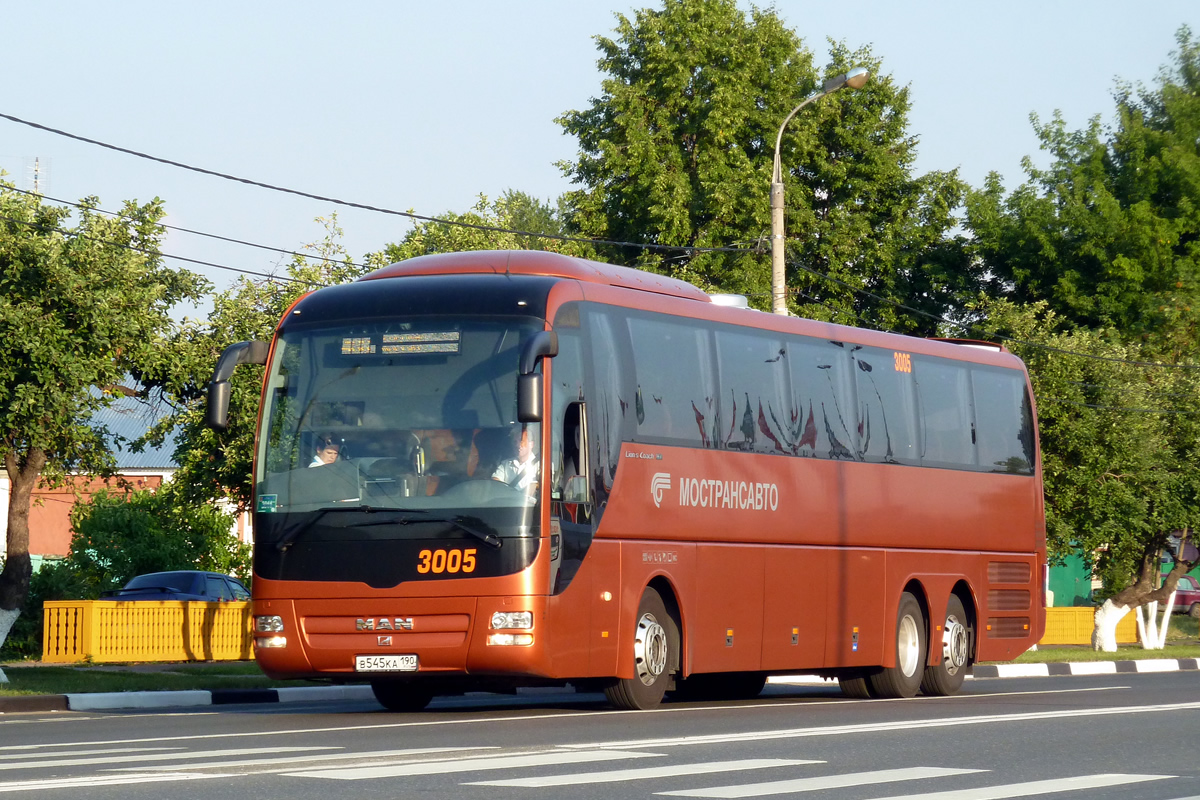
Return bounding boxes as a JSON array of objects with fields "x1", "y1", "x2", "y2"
[
  {"x1": 849, "y1": 773, "x2": 1175, "y2": 800},
  {"x1": 0, "y1": 746, "x2": 333, "y2": 772},
  {"x1": 126, "y1": 746, "x2": 493, "y2": 772},
  {"x1": 286, "y1": 749, "x2": 660, "y2": 780},
  {"x1": 657, "y1": 766, "x2": 983, "y2": 797},
  {"x1": 466, "y1": 758, "x2": 822, "y2": 787}
]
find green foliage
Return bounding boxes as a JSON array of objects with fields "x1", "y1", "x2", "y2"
[
  {"x1": 557, "y1": 0, "x2": 975, "y2": 330},
  {"x1": 977, "y1": 299, "x2": 1200, "y2": 596},
  {"x1": 378, "y1": 191, "x2": 595, "y2": 262},
  {"x1": 66, "y1": 488, "x2": 250, "y2": 591},
  {"x1": 0, "y1": 184, "x2": 207, "y2": 616},
  {"x1": 0, "y1": 560, "x2": 92, "y2": 659},
  {"x1": 967, "y1": 26, "x2": 1200, "y2": 347}
]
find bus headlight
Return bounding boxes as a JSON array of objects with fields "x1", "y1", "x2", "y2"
[
  {"x1": 256, "y1": 636, "x2": 287, "y2": 649},
  {"x1": 255, "y1": 615, "x2": 285, "y2": 633},
  {"x1": 487, "y1": 633, "x2": 534, "y2": 646},
  {"x1": 490, "y1": 611, "x2": 533, "y2": 630}
]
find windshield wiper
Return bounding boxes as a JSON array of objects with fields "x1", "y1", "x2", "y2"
[
  {"x1": 275, "y1": 506, "x2": 502, "y2": 551},
  {"x1": 342, "y1": 508, "x2": 502, "y2": 548}
]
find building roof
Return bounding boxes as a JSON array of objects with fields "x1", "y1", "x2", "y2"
[{"x1": 89, "y1": 395, "x2": 178, "y2": 471}]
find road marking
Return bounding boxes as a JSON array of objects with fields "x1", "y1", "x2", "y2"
[
  {"x1": 0, "y1": 772, "x2": 228, "y2": 793},
  {"x1": 0, "y1": 685, "x2": 1131, "y2": 752},
  {"x1": 561, "y1": 700, "x2": 1200, "y2": 749},
  {"x1": 856, "y1": 773, "x2": 1175, "y2": 799},
  {"x1": 0, "y1": 746, "x2": 334, "y2": 771},
  {"x1": 287, "y1": 749, "x2": 660, "y2": 780},
  {"x1": 125, "y1": 746, "x2": 496, "y2": 772},
  {"x1": 657, "y1": 767, "x2": 983, "y2": 797},
  {"x1": 466, "y1": 758, "x2": 821, "y2": 787},
  {"x1": 0, "y1": 747, "x2": 183, "y2": 761}
]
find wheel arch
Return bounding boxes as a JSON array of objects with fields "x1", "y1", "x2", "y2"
[{"x1": 646, "y1": 574, "x2": 684, "y2": 678}]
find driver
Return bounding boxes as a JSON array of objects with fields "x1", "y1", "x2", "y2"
[
  {"x1": 309, "y1": 435, "x2": 342, "y2": 467},
  {"x1": 488, "y1": 427, "x2": 539, "y2": 491}
]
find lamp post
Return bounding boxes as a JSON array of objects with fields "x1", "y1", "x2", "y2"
[{"x1": 771, "y1": 67, "x2": 870, "y2": 315}]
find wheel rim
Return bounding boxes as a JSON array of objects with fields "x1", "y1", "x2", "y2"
[
  {"x1": 942, "y1": 614, "x2": 969, "y2": 674},
  {"x1": 634, "y1": 612, "x2": 668, "y2": 686},
  {"x1": 897, "y1": 613, "x2": 920, "y2": 677}
]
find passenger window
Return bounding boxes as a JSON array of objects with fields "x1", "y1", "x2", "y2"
[
  {"x1": 206, "y1": 576, "x2": 234, "y2": 601},
  {"x1": 914, "y1": 358, "x2": 974, "y2": 467},
  {"x1": 972, "y1": 368, "x2": 1035, "y2": 474},
  {"x1": 715, "y1": 328, "x2": 791, "y2": 453},
  {"x1": 626, "y1": 314, "x2": 715, "y2": 448},
  {"x1": 788, "y1": 340, "x2": 857, "y2": 459},
  {"x1": 853, "y1": 346, "x2": 919, "y2": 464}
]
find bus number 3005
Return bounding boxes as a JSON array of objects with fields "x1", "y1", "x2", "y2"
[{"x1": 417, "y1": 548, "x2": 478, "y2": 575}]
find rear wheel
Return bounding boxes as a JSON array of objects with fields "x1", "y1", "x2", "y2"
[
  {"x1": 920, "y1": 594, "x2": 971, "y2": 696},
  {"x1": 838, "y1": 670, "x2": 879, "y2": 699},
  {"x1": 370, "y1": 680, "x2": 434, "y2": 712},
  {"x1": 604, "y1": 588, "x2": 675, "y2": 710},
  {"x1": 868, "y1": 592, "x2": 926, "y2": 699}
]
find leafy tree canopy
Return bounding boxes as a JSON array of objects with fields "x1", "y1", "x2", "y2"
[
  {"x1": 967, "y1": 26, "x2": 1200, "y2": 350},
  {"x1": 0, "y1": 185, "x2": 206, "y2": 617},
  {"x1": 557, "y1": 0, "x2": 975, "y2": 332}
]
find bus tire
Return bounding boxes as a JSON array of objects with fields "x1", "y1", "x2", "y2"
[
  {"x1": 838, "y1": 670, "x2": 879, "y2": 699},
  {"x1": 921, "y1": 594, "x2": 971, "y2": 696},
  {"x1": 604, "y1": 588, "x2": 675, "y2": 710},
  {"x1": 868, "y1": 592, "x2": 926, "y2": 699},
  {"x1": 370, "y1": 680, "x2": 434, "y2": 712}
]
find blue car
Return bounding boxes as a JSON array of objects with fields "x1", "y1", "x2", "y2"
[{"x1": 106, "y1": 571, "x2": 250, "y2": 602}]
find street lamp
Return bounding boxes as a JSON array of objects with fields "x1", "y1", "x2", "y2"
[{"x1": 771, "y1": 66, "x2": 870, "y2": 315}]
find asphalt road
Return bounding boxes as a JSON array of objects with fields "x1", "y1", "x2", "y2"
[{"x1": 2, "y1": 672, "x2": 1198, "y2": 800}]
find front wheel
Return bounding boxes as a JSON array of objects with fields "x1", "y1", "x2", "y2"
[
  {"x1": 604, "y1": 588, "x2": 675, "y2": 710},
  {"x1": 868, "y1": 592, "x2": 926, "y2": 699},
  {"x1": 371, "y1": 680, "x2": 434, "y2": 712},
  {"x1": 920, "y1": 594, "x2": 972, "y2": 696}
]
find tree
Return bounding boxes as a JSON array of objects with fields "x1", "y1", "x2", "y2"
[
  {"x1": 557, "y1": 0, "x2": 976, "y2": 331},
  {"x1": 377, "y1": 191, "x2": 595, "y2": 263},
  {"x1": 0, "y1": 185, "x2": 206, "y2": 651},
  {"x1": 967, "y1": 26, "x2": 1200, "y2": 349},
  {"x1": 977, "y1": 299, "x2": 1200, "y2": 650},
  {"x1": 964, "y1": 27, "x2": 1200, "y2": 647}
]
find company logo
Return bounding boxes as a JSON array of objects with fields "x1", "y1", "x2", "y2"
[
  {"x1": 377, "y1": 636, "x2": 393, "y2": 646},
  {"x1": 356, "y1": 618, "x2": 415, "y2": 631},
  {"x1": 651, "y1": 473, "x2": 672, "y2": 507}
]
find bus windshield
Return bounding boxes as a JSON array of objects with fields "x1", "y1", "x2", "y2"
[{"x1": 255, "y1": 315, "x2": 544, "y2": 524}]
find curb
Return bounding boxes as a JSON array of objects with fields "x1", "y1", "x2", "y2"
[{"x1": 2, "y1": 659, "x2": 1197, "y2": 713}]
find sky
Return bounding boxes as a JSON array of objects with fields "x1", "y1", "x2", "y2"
[{"x1": 2, "y1": 1, "x2": 1197, "y2": 316}]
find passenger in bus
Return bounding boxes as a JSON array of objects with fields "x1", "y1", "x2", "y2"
[
  {"x1": 309, "y1": 435, "x2": 342, "y2": 467},
  {"x1": 478, "y1": 426, "x2": 539, "y2": 491}
]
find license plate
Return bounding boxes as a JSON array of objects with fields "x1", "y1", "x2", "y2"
[{"x1": 355, "y1": 654, "x2": 418, "y2": 672}]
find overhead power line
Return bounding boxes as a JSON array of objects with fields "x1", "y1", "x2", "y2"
[{"x1": 0, "y1": 111, "x2": 756, "y2": 256}]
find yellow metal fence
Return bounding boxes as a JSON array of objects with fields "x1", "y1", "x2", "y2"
[
  {"x1": 1040, "y1": 606, "x2": 1137, "y2": 646},
  {"x1": 42, "y1": 600, "x2": 253, "y2": 663}
]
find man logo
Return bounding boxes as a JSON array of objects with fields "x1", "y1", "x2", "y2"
[{"x1": 651, "y1": 473, "x2": 671, "y2": 508}]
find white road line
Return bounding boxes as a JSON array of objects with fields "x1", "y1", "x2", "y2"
[
  {"x1": 125, "y1": 746, "x2": 497, "y2": 772},
  {"x1": 465, "y1": 758, "x2": 821, "y2": 787},
  {"x1": 562, "y1": 700, "x2": 1200, "y2": 749},
  {"x1": 0, "y1": 747, "x2": 183, "y2": 761},
  {"x1": 857, "y1": 772, "x2": 1175, "y2": 799},
  {"x1": 0, "y1": 746, "x2": 334, "y2": 771},
  {"x1": 0, "y1": 686, "x2": 1130, "y2": 751},
  {"x1": 657, "y1": 767, "x2": 983, "y2": 798},
  {"x1": 286, "y1": 749, "x2": 661, "y2": 780},
  {"x1": 0, "y1": 772, "x2": 229, "y2": 793}
]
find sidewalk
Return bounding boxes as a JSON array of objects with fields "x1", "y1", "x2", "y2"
[{"x1": 3, "y1": 657, "x2": 1197, "y2": 714}]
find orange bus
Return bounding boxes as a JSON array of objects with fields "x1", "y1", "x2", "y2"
[{"x1": 207, "y1": 250, "x2": 1045, "y2": 711}]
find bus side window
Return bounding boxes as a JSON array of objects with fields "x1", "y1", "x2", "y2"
[{"x1": 561, "y1": 402, "x2": 590, "y2": 504}]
